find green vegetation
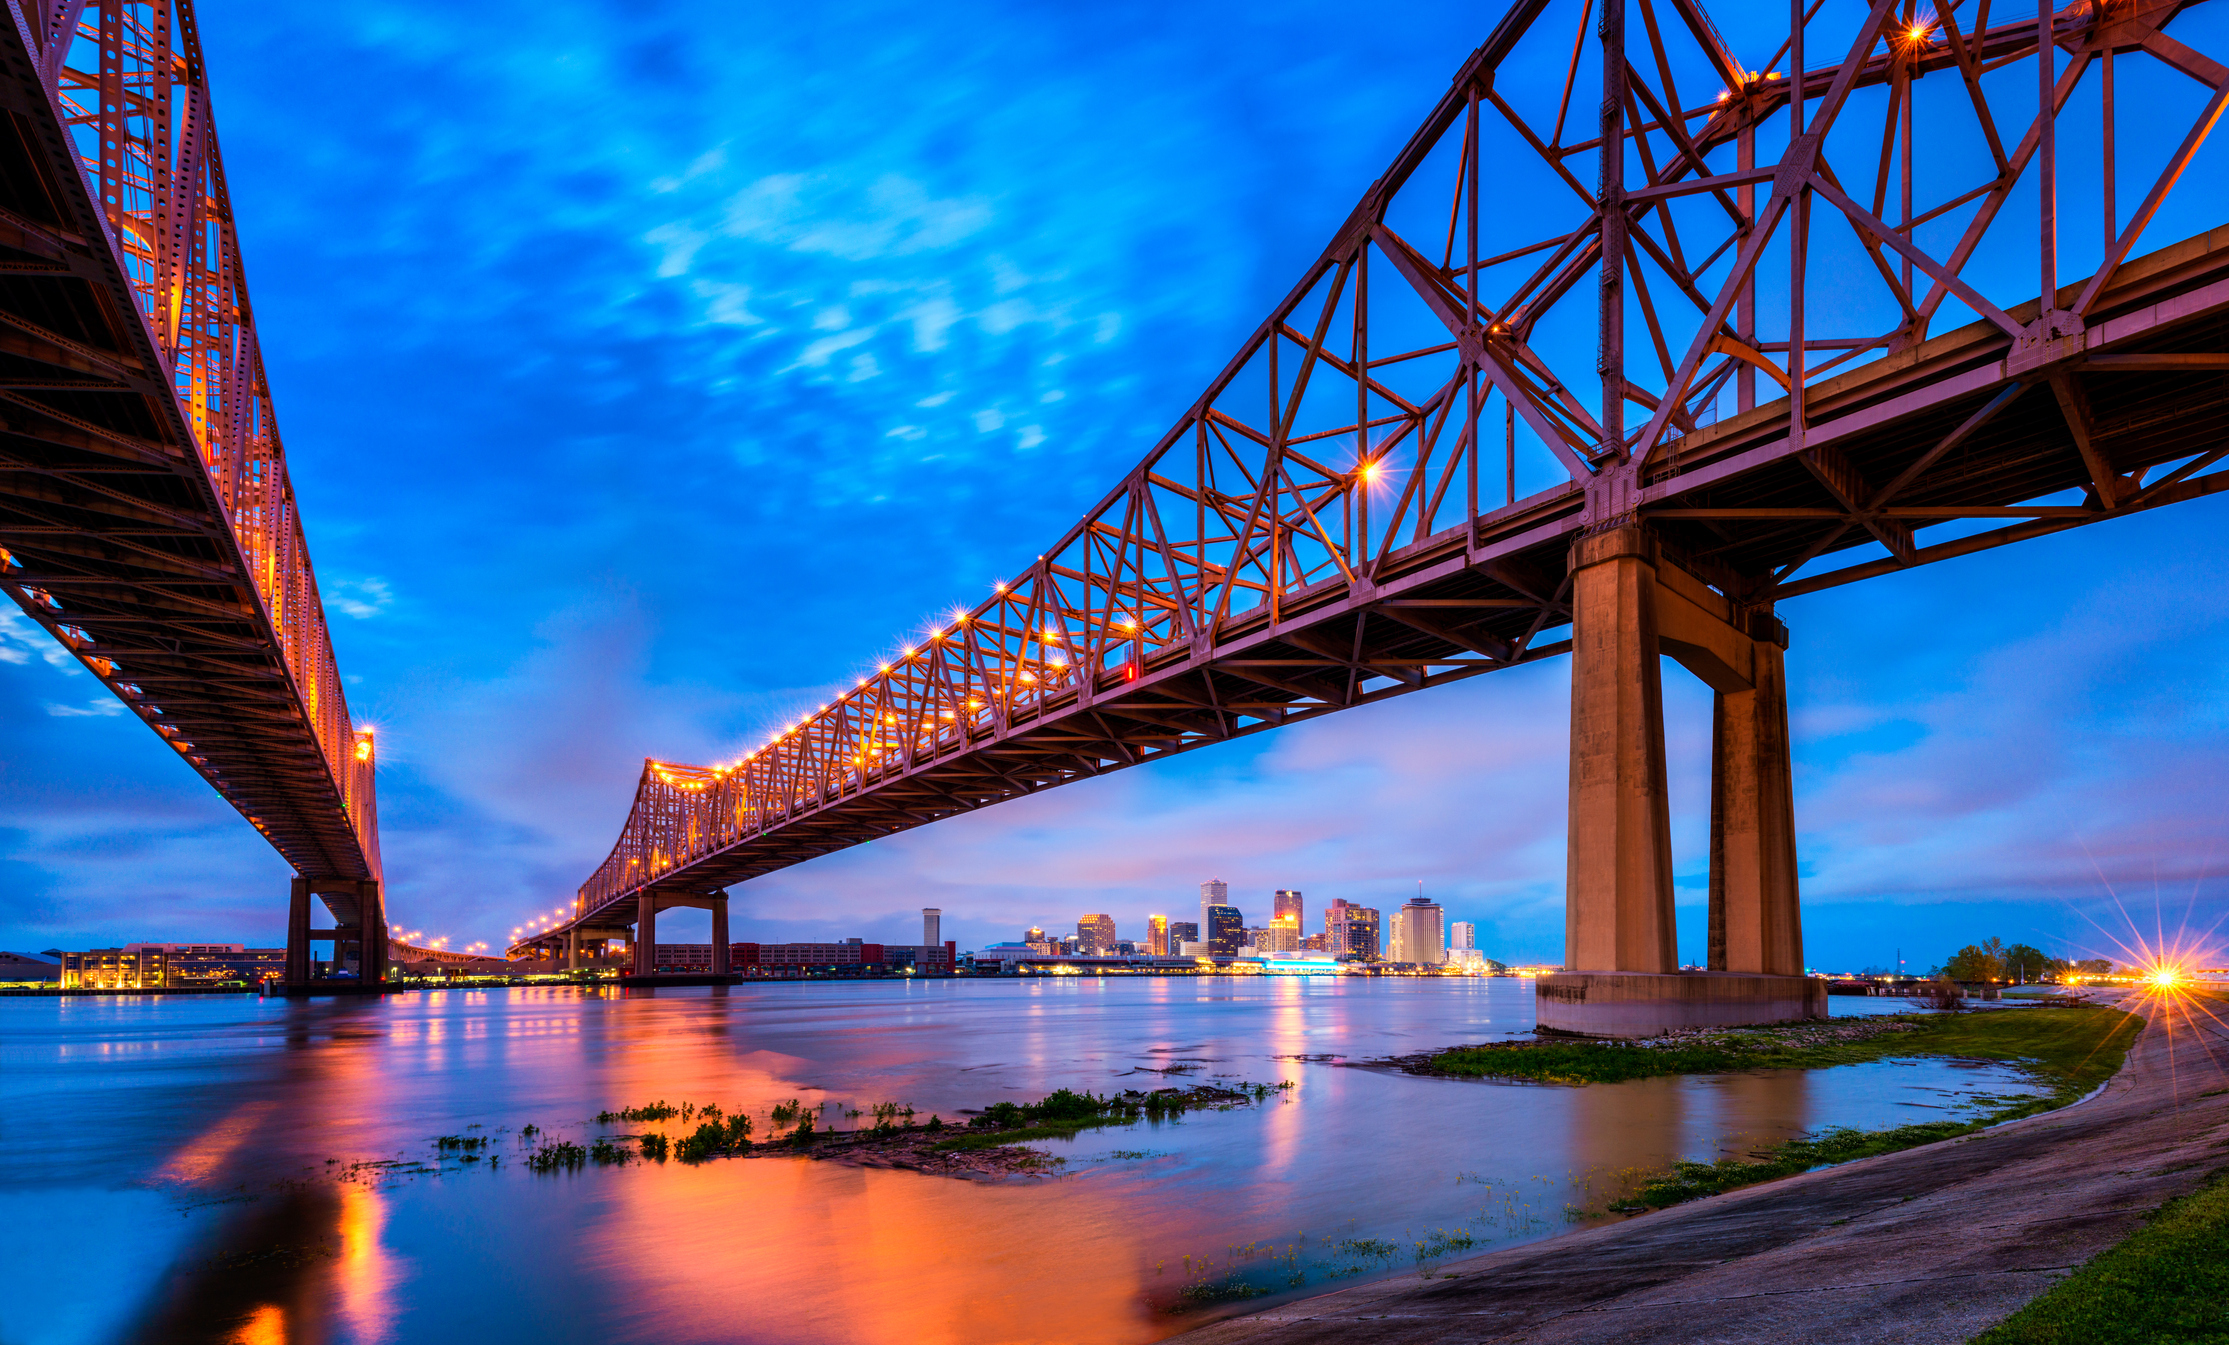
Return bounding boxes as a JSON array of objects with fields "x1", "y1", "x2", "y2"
[
  {"x1": 638, "y1": 1132, "x2": 668, "y2": 1161},
  {"x1": 525, "y1": 1141, "x2": 587, "y2": 1173},
  {"x1": 434, "y1": 1135, "x2": 488, "y2": 1152},
  {"x1": 1429, "y1": 1004, "x2": 2137, "y2": 1090},
  {"x1": 1973, "y1": 1166, "x2": 2229, "y2": 1344},
  {"x1": 1588, "y1": 1006, "x2": 2140, "y2": 1210},
  {"x1": 597, "y1": 1100, "x2": 680, "y2": 1123},
  {"x1": 933, "y1": 1082, "x2": 1292, "y2": 1151},
  {"x1": 675, "y1": 1115, "x2": 753, "y2": 1163}
]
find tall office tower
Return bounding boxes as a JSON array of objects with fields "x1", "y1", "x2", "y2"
[
  {"x1": 1386, "y1": 914, "x2": 1404, "y2": 964},
  {"x1": 1200, "y1": 878, "x2": 1229, "y2": 922},
  {"x1": 1324, "y1": 898, "x2": 1353, "y2": 956},
  {"x1": 923, "y1": 909, "x2": 942, "y2": 948},
  {"x1": 1078, "y1": 914, "x2": 1116, "y2": 956},
  {"x1": 1345, "y1": 907, "x2": 1381, "y2": 960},
  {"x1": 1257, "y1": 919, "x2": 1299, "y2": 953},
  {"x1": 1273, "y1": 889, "x2": 1303, "y2": 926},
  {"x1": 1147, "y1": 914, "x2": 1169, "y2": 956},
  {"x1": 1167, "y1": 920, "x2": 1198, "y2": 948},
  {"x1": 1026, "y1": 926, "x2": 1045, "y2": 943},
  {"x1": 1205, "y1": 904, "x2": 1244, "y2": 956},
  {"x1": 1449, "y1": 920, "x2": 1475, "y2": 951},
  {"x1": 1397, "y1": 896, "x2": 1446, "y2": 964}
]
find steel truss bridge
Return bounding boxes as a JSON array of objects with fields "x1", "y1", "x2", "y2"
[
  {"x1": 0, "y1": 1, "x2": 383, "y2": 981},
  {"x1": 522, "y1": 0, "x2": 2229, "y2": 966}
]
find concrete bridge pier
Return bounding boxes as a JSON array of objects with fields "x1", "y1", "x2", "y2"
[
  {"x1": 634, "y1": 891, "x2": 658, "y2": 977},
  {"x1": 282, "y1": 876, "x2": 388, "y2": 991},
  {"x1": 1537, "y1": 523, "x2": 1823, "y2": 1037},
  {"x1": 624, "y1": 888, "x2": 732, "y2": 979}
]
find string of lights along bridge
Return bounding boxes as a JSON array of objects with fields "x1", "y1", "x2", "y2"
[
  {"x1": 0, "y1": 1, "x2": 385, "y2": 987},
  {"x1": 522, "y1": 0, "x2": 2229, "y2": 1034}
]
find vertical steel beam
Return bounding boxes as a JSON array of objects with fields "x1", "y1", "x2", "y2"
[
  {"x1": 710, "y1": 896, "x2": 731, "y2": 976},
  {"x1": 1598, "y1": 0, "x2": 1629, "y2": 460},
  {"x1": 635, "y1": 890, "x2": 656, "y2": 977}
]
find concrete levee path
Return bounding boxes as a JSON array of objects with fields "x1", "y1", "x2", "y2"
[{"x1": 1184, "y1": 993, "x2": 2229, "y2": 1345}]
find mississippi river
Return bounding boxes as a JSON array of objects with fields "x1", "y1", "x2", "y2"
[{"x1": 1, "y1": 977, "x2": 2036, "y2": 1344}]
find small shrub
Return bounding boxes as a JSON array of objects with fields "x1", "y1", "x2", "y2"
[
  {"x1": 526, "y1": 1141, "x2": 587, "y2": 1173},
  {"x1": 639, "y1": 1132, "x2": 669, "y2": 1161},
  {"x1": 675, "y1": 1121, "x2": 728, "y2": 1163}
]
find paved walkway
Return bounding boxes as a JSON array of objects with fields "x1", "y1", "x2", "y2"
[{"x1": 1184, "y1": 993, "x2": 2229, "y2": 1345}]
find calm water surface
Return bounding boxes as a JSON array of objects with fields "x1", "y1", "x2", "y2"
[{"x1": 1, "y1": 978, "x2": 2040, "y2": 1345}]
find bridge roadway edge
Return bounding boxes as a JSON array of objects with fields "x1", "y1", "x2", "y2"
[{"x1": 1179, "y1": 994, "x2": 2228, "y2": 1345}]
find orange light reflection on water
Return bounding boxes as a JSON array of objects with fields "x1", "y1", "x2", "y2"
[{"x1": 597, "y1": 1151, "x2": 1169, "y2": 1344}]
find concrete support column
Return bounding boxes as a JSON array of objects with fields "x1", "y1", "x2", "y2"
[
  {"x1": 1709, "y1": 626, "x2": 1804, "y2": 976},
  {"x1": 1564, "y1": 525, "x2": 1676, "y2": 974},
  {"x1": 709, "y1": 896, "x2": 730, "y2": 975},
  {"x1": 635, "y1": 891, "x2": 657, "y2": 977},
  {"x1": 286, "y1": 878, "x2": 312, "y2": 984},
  {"x1": 360, "y1": 880, "x2": 388, "y2": 984},
  {"x1": 566, "y1": 926, "x2": 580, "y2": 972}
]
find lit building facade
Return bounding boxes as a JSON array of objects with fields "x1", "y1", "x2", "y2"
[
  {"x1": 1395, "y1": 897, "x2": 1446, "y2": 965},
  {"x1": 1147, "y1": 914, "x2": 1169, "y2": 956},
  {"x1": 1205, "y1": 905, "x2": 1245, "y2": 957},
  {"x1": 1450, "y1": 921, "x2": 1476, "y2": 951},
  {"x1": 1342, "y1": 907, "x2": 1381, "y2": 961},
  {"x1": 1078, "y1": 914, "x2": 1117, "y2": 955},
  {"x1": 1252, "y1": 920, "x2": 1299, "y2": 953},
  {"x1": 1273, "y1": 889, "x2": 1303, "y2": 926},
  {"x1": 61, "y1": 943, "x2": 285, "y2": 989},
  {"x1": 1324, "y1": 899, "x2": 1353, "y2": 956}
]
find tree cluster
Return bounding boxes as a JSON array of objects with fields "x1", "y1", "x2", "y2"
[{"x1": 1933, "y1": 937, "x2": 2109, "y2": 984}]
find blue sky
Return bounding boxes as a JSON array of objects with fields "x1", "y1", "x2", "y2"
[{"x1": 2, "y1": 0, "x2": 2225, "y2": 971}]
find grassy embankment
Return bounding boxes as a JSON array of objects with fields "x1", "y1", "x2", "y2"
[
  {"x1": 1429, "y1": 1005, "x2": 2141, "y2": 1209},
  {"x1": 1973, "y1": 1146, "x2": 2229, "y2": 1344}
]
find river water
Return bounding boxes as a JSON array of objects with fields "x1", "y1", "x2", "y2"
[{"x1": 1, "y1": 977, "x2": 2042, "y2": 1345}]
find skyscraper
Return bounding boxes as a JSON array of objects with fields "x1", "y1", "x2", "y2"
[
  {"x1": 1345, "y1": 906, "x2": 1381, "y2": 960},
  {"x1": 1168, "y1": 920, "x2": 1198, "y2": 949},
  {"x1": 1147, "y1": 914, "x2": 1169, "y2": 956},
  {"x1": 1254, "y1": 921, "x2": 1298, "y2": 953},
  {"x1": 1200, "y1": 877, "x2": 1229, "y2": 922},
  {"x1": 1449, "y1": 921, "x2": 1475, "y2": 951},
  {"x1": 923, "y1": 908, "x2": 942, "y2": 948},
  {"x1": 1273, "y1": 889, "x2": 1303, "y2": 926},
  {"x1": 1324, "y1": 898, "x2": 1353, "y2": 956},
  {"x1": 1397, "y1": 896, "x2": 1445, "y2": 965},
  {"x1": 1205, "y1": 904, "x2": 1244, "y2": 956},
  {"x1": 1078, "y1": 914, "x2": 1116, "y2": 955}
]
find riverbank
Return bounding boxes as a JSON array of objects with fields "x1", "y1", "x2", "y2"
[{"x1": 1183, "y1": 990, "x2": 2229, "y2": 1344}]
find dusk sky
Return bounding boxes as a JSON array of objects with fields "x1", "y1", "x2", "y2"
[{"x1": 2, "y1": 0, "x2": 2224, "y2": 972}]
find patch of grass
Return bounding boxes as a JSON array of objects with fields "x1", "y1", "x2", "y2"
[
  {"x1": 597, "y1": 1101, "x2": 680, "y2": 1123},
  {"x1": 1429, "y1": 1004, "x2": 2136, "y2": 1091},
  {"x1": 1972, "y1": 1166, "x2": 2229, "y2": 1344},
  {"x1": 1617, "y1": 1006, "x2": 2140, "y2": 1210},
  {"x1": 931, "y1": 1083, "x2": 1289, "y2": 1151},
  {"x1": 1171, "y1": 1277, "x2": 1267, "y2": 1307},
  {"x1": 524, "y1": 1141, "x2": 586, "y2": 1173}
]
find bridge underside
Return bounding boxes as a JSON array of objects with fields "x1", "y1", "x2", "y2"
[{"x1": 529, "y1": 228, "x2": 2229, "y2": 966}]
